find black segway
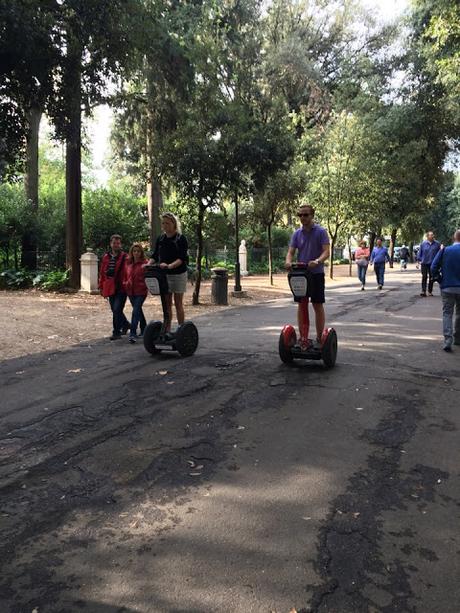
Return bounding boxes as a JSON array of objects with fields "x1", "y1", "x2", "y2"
[
  {"x1": 143, "y1": 266, "x2": 199, "y2": 357},
  {"x1": 279, "y1": 263, "x2": 337, "y2": 367}
]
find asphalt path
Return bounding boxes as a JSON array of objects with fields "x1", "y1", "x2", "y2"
[{"x1": 1, "y1": 268, "x2": 459, "y2": 613}]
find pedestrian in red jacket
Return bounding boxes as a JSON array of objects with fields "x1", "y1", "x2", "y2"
[
  {"x1": 99, "y1": 234, "x2": 130, "y2": 340},
  {"x1": 123, "y1": 243, "x2": 149, "y2": 343}
]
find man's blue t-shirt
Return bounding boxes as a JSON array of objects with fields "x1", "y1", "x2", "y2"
[
  {"x1": 370, "y1": 246, "x2": 389, "y2": 264},
  {"x1": 289, "y1": 224, "x2": 330, "y2": 274}
]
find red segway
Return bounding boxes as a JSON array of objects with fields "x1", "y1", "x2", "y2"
[{"x1": 279, "y1": 263, "x2": 337, "y2": 367}]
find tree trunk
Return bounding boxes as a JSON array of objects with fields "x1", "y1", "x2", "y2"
[
  {"x1": 65, "y1": 48, "x2": 83, "y2": 289},
  {"x1": 329, "y1": 235, "x2": 336, "y2": 279},
  {"x1": 193, "y1": 202, "x2": 205, "y2": 305},
  {"x1": 347, "y1": 235, "x2": 352, "y2": 277},
  {"x1": 146, "y1": 172, "x2": 162, "y2": 250},
  {"x1": 267, "y1": 221, "x2": 274, "y2": 286},
  {"x1": 21, "y1": 105, "x2": 42, "y2": 270},
  {"x1": 369, "y1": 231, "x2": 377, "y2": 254},
  {"x1": 409, "y1": 240, "x2": 414, "y2": 263},
  {"x1": 389, "y1": 226, "x2": 397, "y2": 268}
]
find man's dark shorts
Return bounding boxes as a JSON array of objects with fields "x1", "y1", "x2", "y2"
[{"x1": 294, "y1": 272, "x2": 325, "y2": 304}]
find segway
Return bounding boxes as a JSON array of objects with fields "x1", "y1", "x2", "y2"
[
  {"x1": 279, "y1": 263, "x2": 337, "y2": 367},
  {"x1": 143, "y1": 266, "x2": 199, "y2": 357}
]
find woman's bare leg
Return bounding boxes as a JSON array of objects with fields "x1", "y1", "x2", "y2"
[{"x1": 174, "y1": 293, "x2": 185, "y2": 325}]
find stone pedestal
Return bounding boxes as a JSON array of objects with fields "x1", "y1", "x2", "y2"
[
  {"x1": 80, "y1": 249, "x2": 99, "y2": 294},
  {"x1": 239, "y1": 239, "x2": 248, "y2": 276}
]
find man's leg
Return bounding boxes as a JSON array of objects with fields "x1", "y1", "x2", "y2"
[
  {"x1": 421, "y1": 264, "x2": 428, "y2": 294},
  {"x1": 454, "y1": 295, "x2": 460, "y2": 345},
  {"x1": 118, "y1": 292, "x2": 130, "y2": 331},
  {"x1": 108, "y1": 295, "x2": 117, "y2": 335},
  {"x1": 427, "y1": 267, "x2": 435, "y2": 294},
  {"x1": 312, "y1": 303, "x2": 325, "y2": 342},
  {"x1": 113, "y1": 292, "x2": 129, "y2": 334},
  {"x1": 441, "y1": 292, "x2": 454, "y2": 349}
]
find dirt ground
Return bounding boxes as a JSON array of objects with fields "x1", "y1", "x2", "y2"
[{"x1": 1, "y1": 267, "x2": 355, "y2": 361}]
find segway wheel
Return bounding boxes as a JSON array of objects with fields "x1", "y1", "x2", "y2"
[
  {"x1": 279, "y1": 325, "x2": 296, "y2": 363},
  {"x1": 175, "y1": 321, "x2": 199, "y2": 357},
  {"x1": 143, "y1": 321, "x2": 163, "y2": 355},
  {"x1": 321, "y1": 328, "x2": 337, "y2": 368}
]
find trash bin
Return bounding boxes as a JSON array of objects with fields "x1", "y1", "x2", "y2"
[{"x1": 211, "y1": 267, "x2": 228, "y2": 305}]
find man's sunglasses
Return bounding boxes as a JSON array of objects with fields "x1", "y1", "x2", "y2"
[{"x1": 298, "y1": 213, "x2": 312, "y2": 217}]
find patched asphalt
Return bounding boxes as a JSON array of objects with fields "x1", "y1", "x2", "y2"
[{"x1": 1, "y1": 268, "x2": 459, "y2": 613}]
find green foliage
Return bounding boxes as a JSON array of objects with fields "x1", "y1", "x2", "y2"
[
  {"x1": 0, "y1": 183, "x2": 35, "y2": 266},
  {"x1": 0, "y1": 268, "x2": 34, "y2": 289},
  {"x1": 83, "y1": 187, "x2": 149, "y2": 252},
  {"x1": 33, "y1": 269, "x2": 69, "y2": 291}
]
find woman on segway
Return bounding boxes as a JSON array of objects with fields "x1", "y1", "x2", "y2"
[{"x1": 149, "y1": 212, "x2": 189, "y2": 332}]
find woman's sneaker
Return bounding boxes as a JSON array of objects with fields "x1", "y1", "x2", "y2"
[{"x1": 129, "y1": 336, "x2": 137, "y2": 344}]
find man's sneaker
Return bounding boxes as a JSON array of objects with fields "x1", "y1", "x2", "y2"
[
  {"x1": 420, "y1": 292, "x2": 427, "y2": 297},
  {"x1": 122, "y1": 323, "x2": 130, "y2": 335},
  {"x1": 110, "y1": 333, "x2": 122, "y2": 340},
  {"x1": 128, "y1": 336, "x2": 136, "y2": 344},
  {"x1": 361, "y1": 286, "x2": 365, "y2": 291},
  {"x1": 428, "y1": 292, "x2": 433, "y2": 296},
  {"x1": 443, "y1": 343, "x2": 452, "y2": 352},
  {"x1": 378, "y1": 285, "x2": 383, "y2": 290},
  {"x1": 312, "y1": 339, "x2": 322, "y2": 350}
]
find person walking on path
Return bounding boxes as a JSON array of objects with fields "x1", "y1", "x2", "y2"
[
  {"x1": 285, "y1": 203, "x2": 330, "y2": 347},
  {"x1": 124, "y1": 243, "x2": 149, "y2": 344},
  {"x1": 431, "y1": 230, "x2": 460, "y2": 352},
  {"x1": 354, "y1": 240, "x2": 370, "y2": 290},
  {"x1": 399, "y1": 245, "x2": 410, "y2": 270},
  {"x1": 149, "y1": 213, "x2": 189, "y2": 333},
  {"x1": 417, "y1": 231, "x2": 441, "y2": 297},
  {"x1": 99, "y1": 234, "x2": 130, "y2": 340},
  {"x1": 370, "y1": 237, "x2": 390, "y2": 290}
]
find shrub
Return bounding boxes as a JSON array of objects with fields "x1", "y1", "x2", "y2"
[
  {"x1": 33, "y1": 269, "x2": 69, "y2": 291},
  {"x1": 0, "y1": 269, "x2": 34, "y2": 289}
]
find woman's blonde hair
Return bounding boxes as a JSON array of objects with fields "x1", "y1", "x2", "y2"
[
  {"x1": 161, "y1": 212, "x2": 182, "y2": 234},
  {"x1": 128, "y1": 242, "x2": 146, "y2": 262}
]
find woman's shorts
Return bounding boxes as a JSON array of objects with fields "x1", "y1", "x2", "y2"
[{"x1": 167, "y1": 271, "x2": 187, "y2": 294}]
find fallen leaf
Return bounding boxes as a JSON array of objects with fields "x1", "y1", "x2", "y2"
[
  {"x1": 157, "y1": 370, "x2": 168, "y2": 376},
  {"x1": 355, "y1": 407, "x2": 364, "y2": 411},
  {"x1": 15, "y1": 371, "x2": 24, "y2": 375},
  {"x1": 67, "y1": 368, "x2": 83, "y2": 373},
  {"x1": 189, "y1": 472, "x2": 202, "y2": 476},
  {"x1": 187, "y1": 460, "x2": 195, "y2": 467}
]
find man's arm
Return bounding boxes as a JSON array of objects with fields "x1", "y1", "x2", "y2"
[
  {"x1": 308, "y1": 243, "x2": 330, "y2": 269},
  {"x1": 417, "y1": 243, "x2": 423, "y2": 262},
  {"x1": 431, "y1": 249, "x2": 442, "y2": 276},
  {"x1": 285, "y1": 246, "x2": 296, "y2": 269}
]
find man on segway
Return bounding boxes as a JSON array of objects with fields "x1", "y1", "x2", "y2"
[{"x1": 285, "y1": 204, "x2": 330, "y2": 349}]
